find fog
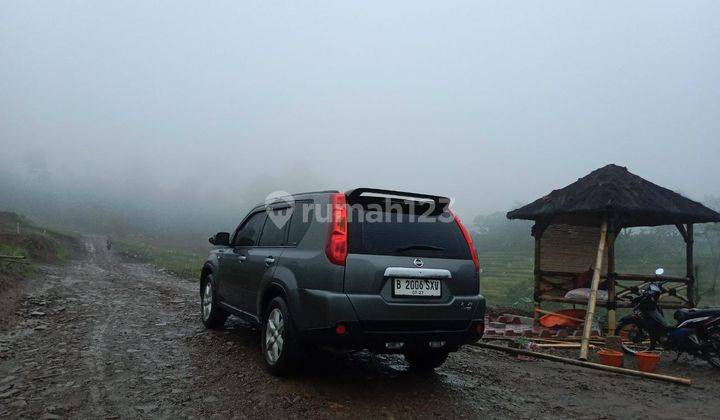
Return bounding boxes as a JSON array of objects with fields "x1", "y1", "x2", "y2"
[{"x1": 1, "y1": 1, "x2": 719, "y2": 247}]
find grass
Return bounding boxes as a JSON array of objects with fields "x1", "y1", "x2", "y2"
[
  {"x1": 109, "y1": 238, "x2": 535, "y2": 305},
  {"x1": 107, "y1": 238, "x2": 719, "y2": 308},
  {"x1": 108, "y1": 237, "x2": 537, "y2": 304},
  {"x1": 5, "y1": 203, "x2": 711, "y2": 309},
  {"x1": 0, "y1": 242, "x2": 38, "y2": 280},
  {"x1": 114, "y1": 237, "x2": 205, "y2": 280},
  {"x1": 477, "y1": 251, "x2": 720, "y2": 309},
  {"x1": 0, "y1": 211, "x2": 84, "y2": 281},
  {"x1": 478, "y1": 250, "x2": 534, "y2": 308},
  {"x1": 0, "y1": 242, "x2": 25, "y2": 257}
]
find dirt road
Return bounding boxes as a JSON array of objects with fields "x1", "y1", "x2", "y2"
[{"x1": 1, "y1": 237, "x2": 719, "y2": 419}]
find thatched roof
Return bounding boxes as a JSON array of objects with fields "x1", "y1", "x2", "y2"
[{"x1": 507, "y1": 164, "x2": 720, "y2": 228}]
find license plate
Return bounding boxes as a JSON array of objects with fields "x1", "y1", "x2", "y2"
[{"x1": 393, "y1": 278, "x2": 441, "y2": 297}]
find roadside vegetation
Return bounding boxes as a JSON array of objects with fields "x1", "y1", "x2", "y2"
[
  {"x1": 0, "y1": 211, "x2": 84, "y2": 279},
  {"x1": 114, "y1": 237, "x2": 205, "y2": 280},
  {"x1": 0, "y1": 211, "x2": 85, "y2": 324}
]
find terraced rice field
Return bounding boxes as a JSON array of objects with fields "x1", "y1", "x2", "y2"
[{"x1": 478, "y1": 250, "x2": 533, "y2": 306}]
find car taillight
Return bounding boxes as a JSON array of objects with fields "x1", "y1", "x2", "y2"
[
  {"x1": 325, "y1": 192, "x2": 348, "y2": 265},
  {"x1": 335, "y1": 323, "x2": 347, "y2": 335},
  {"x1": 452, "y1": 211, "x2": 480, "y2": 272}
]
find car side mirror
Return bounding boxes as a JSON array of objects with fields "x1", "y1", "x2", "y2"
[{"x1": 209, "y1": 232, "x2": 230, "y2": 246}]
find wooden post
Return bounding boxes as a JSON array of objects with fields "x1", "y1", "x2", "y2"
[
  {"x1": 472, "y1": 342, "x2": 692, "y2": 386},
  {"x1": 532, "y1": 222, "x2": 547, "y2": 325},
  {"x1": 686, "y1": 223, "x2": 695, "y2": 307},
  {"x1": 579, "y1": 220, "x2": 608, "y2": 361},
  {"x1": 534, "y1": 232, "x2": 542, "y2": 325},
  {"x1": 607, "y1": 229, "x2": 616, "y2": 335}
]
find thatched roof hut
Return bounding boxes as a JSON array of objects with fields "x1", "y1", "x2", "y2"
[
  {"x1": 508, "y1": 164, "x2": 720, "y2": 228},
  {"x1": 507, "y1": 164, "x2": 720, "y2": 359}
]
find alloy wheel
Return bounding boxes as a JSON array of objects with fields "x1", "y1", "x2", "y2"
[
  {"x1": 202, "y1": 281, "x2": 213, "y2": 321},
  {"x1": 265, "y1": 308, "x2": 285, "y2": 364}
]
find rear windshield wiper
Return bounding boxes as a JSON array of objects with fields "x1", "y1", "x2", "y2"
[{"x1": 395, "y1": 244, "x2": 445, "y2": 252}]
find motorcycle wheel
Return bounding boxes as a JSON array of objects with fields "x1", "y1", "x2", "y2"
[
  {"x1": 617, "y1": 319, "x2": 655, "y2": 354},
  {"x1": 702, "y1": 330, "x2": 720, "y2": 369}
]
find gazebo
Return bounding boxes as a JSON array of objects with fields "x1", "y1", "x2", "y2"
[{"x1": 507, "y1": 164, "x2": 720, "y2": 359}]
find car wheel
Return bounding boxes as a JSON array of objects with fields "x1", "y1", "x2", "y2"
[
  {"x1": 404, "y1": 349, "x2": 449, "y2": 371},
  {"x1": 261, "y1": 296, "x2": 300, "y2": 375},
  {"x1": 201, "y1": 274, "x2": 228, "y2": 329}
]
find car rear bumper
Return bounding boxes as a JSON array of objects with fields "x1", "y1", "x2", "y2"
[
  {"x1": 300, "y1": 320, "x2": 485, "y2": 353},
  {"x1": 291, "y1": 288, "x2": 486, "y2": 352}
]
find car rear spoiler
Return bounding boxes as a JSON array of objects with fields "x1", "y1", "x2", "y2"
[{"x1": 345, "y1": 188, "x2": 451, "y2": 212}]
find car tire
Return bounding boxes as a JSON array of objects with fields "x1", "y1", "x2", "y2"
[
  {"x1": 404, "y1": 349, "x2": 449, "y2": 371},
  {"x1": 261, "y1": 296, "x2": 301, "y2": 376},
  {"x1": 201, "y1": 273, "x2": 228, "y2": 329}
]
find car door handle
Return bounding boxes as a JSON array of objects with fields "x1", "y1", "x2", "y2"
[
  {"x1": 238, "y1": 255, "x2": 247, "y2": 261},
  {"x1": 264, "y1": 257, "x2": 275, "y2": 267}
]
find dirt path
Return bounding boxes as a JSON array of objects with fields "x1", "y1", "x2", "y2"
[{"x1": 1, "y1": 236, "x2": 719, "y2": 419}]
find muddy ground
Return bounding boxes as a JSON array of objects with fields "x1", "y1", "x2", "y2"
[{"x1": 1, "y1": 237, "x2": 718, "y2": 419}]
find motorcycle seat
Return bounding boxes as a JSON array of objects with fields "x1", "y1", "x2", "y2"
[{"x1": 673, "y1": 308, "x2": 720, "y2": 323}]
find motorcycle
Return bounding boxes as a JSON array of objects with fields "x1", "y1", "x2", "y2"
[{"x1": 617, "y1": 268, "x2": 720, "y2": 368}]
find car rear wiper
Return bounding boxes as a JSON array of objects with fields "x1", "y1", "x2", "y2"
[{"x1": 395, "y1": 244, "x2": 445, "y2": 252}]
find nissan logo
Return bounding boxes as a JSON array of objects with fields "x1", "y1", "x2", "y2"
[{"x1": 413, "y1": 258, "x2": 424, "y2": 268}]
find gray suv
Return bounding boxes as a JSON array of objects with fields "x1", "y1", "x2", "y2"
[{"x1": 200, "y1": 188, "x2": 485, "y2": 375}]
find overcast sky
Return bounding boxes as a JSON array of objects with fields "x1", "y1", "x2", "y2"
[{"x1": 1, "y1": 1, "x2": 719, "y2": 219}]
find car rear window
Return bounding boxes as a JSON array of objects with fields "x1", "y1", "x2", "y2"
[{"x1": 347, "y1": 211, "x2": 470, "y2": 259}]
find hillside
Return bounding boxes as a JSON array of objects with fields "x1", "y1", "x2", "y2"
[{"x1": 0, "y1": 211, "x2": 85, "y2": 325}]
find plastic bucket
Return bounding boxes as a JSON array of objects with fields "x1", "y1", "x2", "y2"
[
  {"x1": 636, "y1": 352, "x2": 661, "y2": 373},
  {"x1": 597, "y1": 349, "x2": 624, "y2": 367}
]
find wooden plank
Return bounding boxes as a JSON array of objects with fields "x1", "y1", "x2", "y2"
[
  {"x1": 536, "y1": 269, "x2": 609, "y2": 279},
  {"x1": 536, "y1": 294, "x2": 631, "y2": 308},
  {"x1": 536, "y1": 270, "x2": 582, "y2": 278},
  {"x1": 471, "y1": 342, "x2": 692, "y2": 386},
  {"x1": 580, "y1": 220, "x2": 607, "y2": 361},
  {"x1": 614, "y1": 273, "x2": 691, "y2": 283},
  {"x1": 482, "y1": 336, "x2": 606, "y2": 346},
  {"x1": 537, "y1": 294, "x2": 688, "y2": 310},
  {"x1": 536, "y1": 343, "x2": 590, "y2": 349}
]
